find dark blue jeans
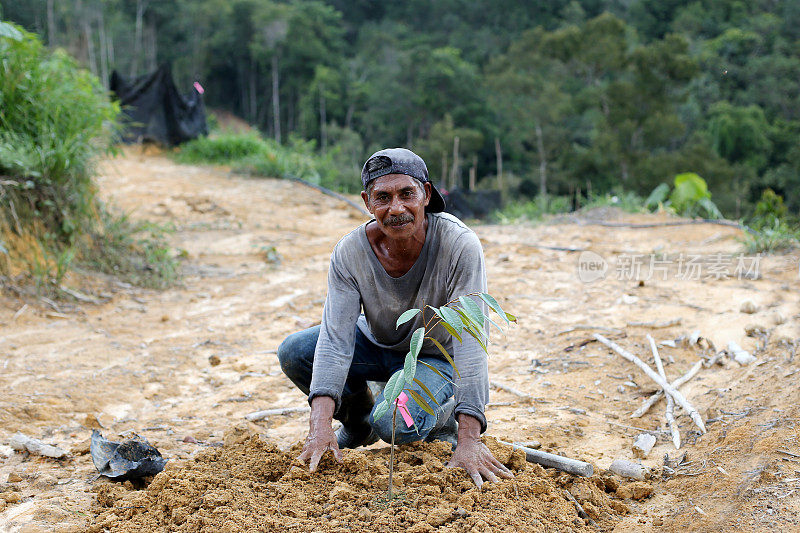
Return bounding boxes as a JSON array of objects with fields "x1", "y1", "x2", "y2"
[{"x1": 277, "y1": 325, "x2": 454, "y2": 444}]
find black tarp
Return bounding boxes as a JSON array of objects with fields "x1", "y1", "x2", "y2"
[
  {"x1": 110, "y1": 64, "x2": 207, "y2": 146},
  {"x1": 443, "y1": 188, "x2": 503, "y2": 220}
]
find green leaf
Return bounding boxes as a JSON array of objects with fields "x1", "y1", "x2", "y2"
[
  {"x1": 413, "y1": 378, "x2": 440, "y2": 407},
  {"x1": 396, "y1": 308, "x2": 421, "y2": 329},
  {"x1": 403, "y1": 352, "x2": 417, "y2": 385},
  {"x1": 479, "y1": 293, "x2": 510, "y2": 326},
  {"x1": 419, "y1": 361, "x2": 455, "y2": 385},
  {"x1": 458, "y1": 296, "x2": 487, "y2": 329},
  {"x1": 384, "y1": 369, "x2": 406, "y2": 405},
  {"x1": 504, "y1": 311, "x2": 517, "y2": 323},
  {"x1": 409, "y1": 327, "x2": 425, "y2": 358},
  {"x1": 439, "y1": 320, "x2": 462, "y2": 343},
  {"x1": 454, "y1": 308, "x2": 485, "y2": 339},
  {"x1": 438, "y1": 306, "x2": 464, "y2": 334},
  {"x1": 373, "y1": 400, "x2": 390, "y2": 422},
  {"x1": 405, "y1": 389, "x2": 436, "y2": 416},
  {"x1": 429, "y1": 338, "x2": 461, "y2": 378}
]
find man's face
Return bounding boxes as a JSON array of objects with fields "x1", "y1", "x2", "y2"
[{"x1": 362, "y1": 173, "x2": 431, "y2": 239}]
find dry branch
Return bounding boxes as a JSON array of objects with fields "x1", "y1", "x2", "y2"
[
  {"x1": 648, "y1": 334, "x2": 680, "y2": 449},
  {"x1": 499, "y1": 440, "x2": 594, "y2": 477},
  {"x1": 563, "y1": 489, "x2": 597, "y2": 526},
  {"x1": 245, "y1": 406, "x2": 310, "y2": 422},
  {"x1": 490, "y1": 380, "x2": 530, "y2": 399},
  {"x1": 627, "y1": 318, "x2": 682, "y2": 328},
  {"x1": 631, "y1": 359, "x2": 703, "y2": 418},
  {"x1": 594, "y1": 334, "x2": 706, "y2": 433}
]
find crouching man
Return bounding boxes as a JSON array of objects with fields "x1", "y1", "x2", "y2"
[{"x1": 277, "y1": 148, "x2": 512, "y2": 487}]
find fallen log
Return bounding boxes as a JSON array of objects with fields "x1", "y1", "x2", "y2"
[
  {"x1": 594, "y1": 334, "x2": 706, "y2": 433},
  {"x1": 499, "y1": 440, "x2": 594, "y2": 477}
]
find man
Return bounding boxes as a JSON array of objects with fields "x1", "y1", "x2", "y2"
[{"x1": 277, "y1": 148, "x2": 512, "y2": 488}]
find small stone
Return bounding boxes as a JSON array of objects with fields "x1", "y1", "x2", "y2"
[
  {"x1": 452, "y1": 507, "x2": 468, "y2": 518},
  {"x1": 161, "y1": 315, "x2": 169, "y2": 322},
  {"x1": 772, "y1": 312, "x2": 786, "y2": 325},
  {"x1": 0, "y1": 445, "x2": 14, "y2": 458},
  {"x1": 744, "y1": 324, "x2": 767, "y2": 337},
  {"x1": 632, "y1": 433, "x2": 656, "y2": 459},
  {"x1": 183, "y1": 436, "x2": 198, "y2": 444},
  {"x1": 7, "y1": 472, "x2": 23, "y2": 483},
  {"x1": 3, "y1": 492, "x2": 22, "y2": 504},
  {"x1": 208, "y1": 354, "x2": 221, "y2": 366},
  {"x1": 728, "y1": 341, "x2": 756, "y2": 365},
  {"x1": 0, "y1": 499, "x2": 6, "y2": 511},
  {"x1": 609, "y1": 459, "x2": 646, "y2": 480},
  {"x1": 83, "y1": 414, "x2": 103, "y2": 429},
  {"x1": 739, "y1": 300, "x2": 757, "y2": 314}
]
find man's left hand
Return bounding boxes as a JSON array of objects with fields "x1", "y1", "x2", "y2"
[{"x1": 447, "y1": 413, "x2": 513, "y2": 488}]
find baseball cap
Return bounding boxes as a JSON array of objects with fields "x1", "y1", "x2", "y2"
[{"x1": 361, "y1": 148, "x2": 446, "y2": 213}]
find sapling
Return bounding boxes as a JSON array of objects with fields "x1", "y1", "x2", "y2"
[{"x1": 373, "y1": 292, "x2": 516, "y2": 499}]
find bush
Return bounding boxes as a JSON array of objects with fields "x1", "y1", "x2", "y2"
[
  {"x1": 174, "y1": 132, "x2": 363, "y2": 194},
  {"x1": 0, "y1": 21, "x2": 177, "y2": 292},
  {"x1": 0, "y1": 21, "x2": 118, "y2": 244}
]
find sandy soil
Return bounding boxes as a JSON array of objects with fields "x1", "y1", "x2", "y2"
[{"x1": 0, "y1": 150, "x2": 798, "y2": 532}]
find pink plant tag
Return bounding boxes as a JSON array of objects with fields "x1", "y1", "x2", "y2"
[
  {"x1": 193, "y1": 81, "x2": 205, "y2": 94},
  {"x1": 395, "y1": 392, "x2": 414, "y2": 428}
]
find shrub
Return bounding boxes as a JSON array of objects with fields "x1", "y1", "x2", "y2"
[
  {"x1": 0, "y1": 21, "x2": 118, "y2": 244},
  {"x1": 0, "y1": 21, "x2": 177, "y2": 292}
]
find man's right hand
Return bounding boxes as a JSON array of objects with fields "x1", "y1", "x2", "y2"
[{"x1": 298, "y1": 395, "x2": 342, "y2": 472}]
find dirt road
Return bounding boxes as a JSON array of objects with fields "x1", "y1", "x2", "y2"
[{"x1": 1, "y1": 151, "x2": 798, "y2": 531}]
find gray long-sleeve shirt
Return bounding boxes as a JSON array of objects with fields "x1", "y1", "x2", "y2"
[{"x1": 309, "y1": 212, "x2": 490, "y2": 431}]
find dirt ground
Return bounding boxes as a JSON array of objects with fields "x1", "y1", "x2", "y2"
[{"x1": 1, "y1": 150, "x2": 798, "y2": 532}]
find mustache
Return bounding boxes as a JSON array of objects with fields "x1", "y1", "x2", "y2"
[{"x1": 384, "y1": 213, "x2": 414, "y2": 226}]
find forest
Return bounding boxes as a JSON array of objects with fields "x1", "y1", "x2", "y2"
[{"x1": 2, "y1": 0, "x2": 800, "y2": 219}]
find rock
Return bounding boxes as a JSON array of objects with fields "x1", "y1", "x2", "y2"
[
  {"x1": 728, "y1": 341, "x2": 756, "y2": 365},
  {"x1": 183, "y1": 436, "x2": 198, "y2": 444},
  {"x1": 744, "y1": 324, "x2": 767, "y2": 337},
  {"x1": 609, "y1": 459, "x2": 646, "y2": 480},
  {"x1": 208, "y1": 354, "x2": 221, "y2": 366},
  {"x1": 34, "y1": 474, "x2": 57, "y2": 489},
  {"x1": 772, "y1": 312, "x2": 786, "y2": 325},
  {"x1": 0, "y1": 445, "x2": 14, "y2": 458},
  {"x1": 7, "y1": 472, "x2": 23, "y2": 483},
  {"x1": 632, "y1": 433, "x2": 657, "y2": 459},
  {"x1": 739, "y1": 300, "x2": 757, "y2": 314},
  {"x1": 3, "y1": 491, "x2": 22, "y2": 504},
  {"x1": 9, "y1": 433, "x2": 68, "y2": 459},
  {"x1": 0, "y1": 499, "x2": 6, "y2": 511}
]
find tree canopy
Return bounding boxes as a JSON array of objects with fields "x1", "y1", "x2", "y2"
[{"x1": 3, "y1": 0, "x2": 799, "y2": 216}]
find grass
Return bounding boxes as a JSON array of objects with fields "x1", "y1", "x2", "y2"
[
  {"x1": 0, "y1": 22, "x2": 179, "y2": 294},
  {"x1": 173, "y1": 132, "x2": 361, "y2": 194},
  {"x1": 740, "y1": 219, "x2": 800, "y2": 254}
]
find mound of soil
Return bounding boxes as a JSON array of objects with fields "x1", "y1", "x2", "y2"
[{"x1": 89, "y1": 428, "x2": 638, "y2": 532}]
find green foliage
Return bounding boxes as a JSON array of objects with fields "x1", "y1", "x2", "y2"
[
  {"x1": 740, "y1": 219, "x2": 799, "y2": 254},
  {"x1": 80, "y1": 210, "x2": 180, "y2": 289},
  {"x1": 374, "y1": 292, "x2": 515, "y2": 425},
  {"x1": 646, "y1": 173, "x2": 723, "y2": 219},
  {"x1": 175, "y1": 132, "x2": 361, "y2": 193},
  {"x1": 0, "y1": 20, "x2": 118, "y2": 244},
  {"x1": 5, "y1": 1, "x2": 800, "y2": 220},
  {"x1": 492, "y1": 196, "x2": 572, "y2": 224},
  {"x1": 0, "y1": 22, "x2": 178, "y2": 292}
]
